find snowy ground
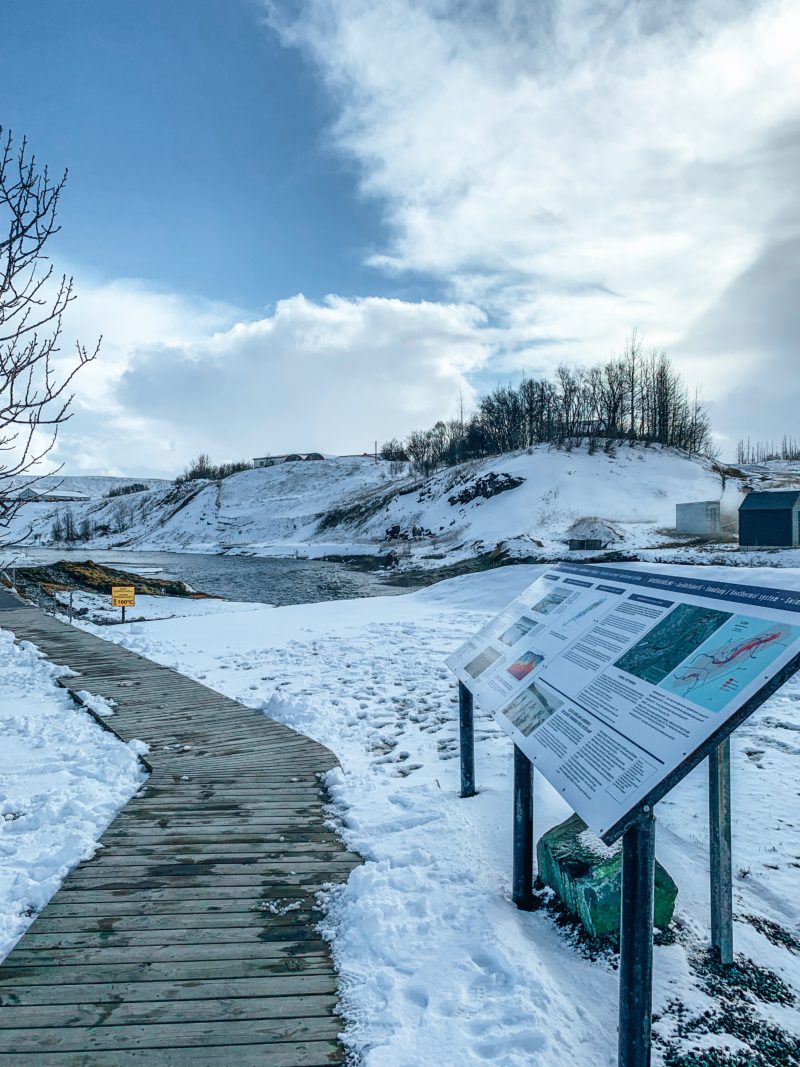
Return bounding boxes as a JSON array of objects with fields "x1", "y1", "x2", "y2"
[
  {"x1": 0, "y1": 629, "x2": 147, "y2": 959},
  {"x1": 62, "y1": 563, "x2": 800, "y2": 1066},
  {"x1": 50, "y1": 588, "x2": 265, "y2": 626}
]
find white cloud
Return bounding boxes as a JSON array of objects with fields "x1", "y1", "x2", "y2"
[
  {"x1": 21, "y1": 1, "x2": 800, "y2": 475},
  {"x1": 57, "y1": 271, "x2": 242, "y2": 411},
  {"x1": 46, "y1": 282, "x2": 491, "y2": 476},
  {"x1": 270, "y1": 0, "x2": 800, "y2": 451}
]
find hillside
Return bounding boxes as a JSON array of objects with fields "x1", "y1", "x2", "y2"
[{"x1": 4, "y1": 445, "x2": 767, "y2": 569}]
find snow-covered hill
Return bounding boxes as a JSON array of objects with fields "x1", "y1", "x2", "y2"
[{"x1": 5, "y1": 445, "x2": 759, "y2": 568}]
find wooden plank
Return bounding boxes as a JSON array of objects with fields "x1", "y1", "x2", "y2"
[
  {"x1": 117, "y1": 799, "x2": 327, "y2": 812},
  {"x1": 132, "y1": 783, "x2": 328, "y2": 794},
  {"x1": 4, "y1": 939, "x2": 328, "y2": 966},
  {"x1": 56, "y1": 873, "x2": 348, "y2": 892},
  {"x1": 12, "y1": 926, "x2": 328, "y2": 951},
  {"x1": 0, "y1": 957, "x2": 333, "y2": 986},
  {"x1": 0, "y1": 973, "x2": 336, "y2": 1006},
  {"x1": 0, "y1": 1039, "x2": 345, "y2": 1066},
  {"x1": 21, "y1": 910, "x2": 322, "y2": 934},
  {"x1": 117, "y1": 804, "x2": 328, "y2": 816},
  {"x1": 86, "y1": 829, "x2": 336, "y2": 844},
  {"x1": 67, "y1": 859, "x2": 356, "y2": 878},
  {"x1": 71, "y1": 848, "x2": 359, "y2": 865},
  {"x1": 92, "y1": 832, "x2": 342, "y2": 846},
  {"x1": 34, "y1": 895, "x2": 316, "y2": 917},
  {"x1": 95, "y1": 817, "x2": 336, "y2": 831},
  {"x1": 0, "y1": 993, "x2": 338, "y2": 1029},
  {"x1": 0, "y1": 1015, "x2": 340, "y2": 1053},
  {"x1": 54, "y1": 872, "x2": 346, "y2": 895}
]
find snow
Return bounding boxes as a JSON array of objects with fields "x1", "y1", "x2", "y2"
[
  {"x1": 0, "y1": 629, "x2": 147, "y2": 960},
  {"x1": 51, "y1": 588, "x2": 265, "y2": 626},
  {"x1": 0, "y1": 447, "x2": 733, "y2": 568},
  {"x1": 67, "y1": 561, "x2": 800, "y2": 1065}
]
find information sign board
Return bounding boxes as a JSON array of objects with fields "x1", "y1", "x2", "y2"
[
  {"x1": 448, "y1": 563, "x2": 800, "y2": 842},
  {"x1": 111, "y1": 585, "x2": 136, "y2": 607}
]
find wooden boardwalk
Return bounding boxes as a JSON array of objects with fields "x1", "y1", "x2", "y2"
[{"x1": 0, "y1": 591, "x2": 359, "y2": 1065}]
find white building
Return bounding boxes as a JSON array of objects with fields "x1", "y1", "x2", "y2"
[
  {"x1": 10, "y1": 487, "x2": 91, "y2": 503},
  {"x1": 253, "y1": 453, "x2": 325, "y2": 467}
]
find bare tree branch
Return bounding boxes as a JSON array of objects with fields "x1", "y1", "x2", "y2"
[{"x1": 0, "y1": 127, "x2": 98, "y2": 537}]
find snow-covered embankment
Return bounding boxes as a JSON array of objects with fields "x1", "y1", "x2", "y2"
[{"x1": 0, "y1": 630, "x2": 147, "y2": 958}]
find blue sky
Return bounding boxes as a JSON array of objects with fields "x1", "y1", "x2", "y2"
[
  {"x1": 1, "y1": 0, "x2": 797, "y2": 475},
  {"x1": 0, "y1": 0, "x2": 437, "y2": 310}
]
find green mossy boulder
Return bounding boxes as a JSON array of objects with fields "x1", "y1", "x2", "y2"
[{"x1": 537, "y1": 813, "x2": 678, "y2": 939}]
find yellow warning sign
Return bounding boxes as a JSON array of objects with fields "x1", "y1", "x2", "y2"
[{"x1": 111, "y1": 585, "x2": 136, "y2": 607}]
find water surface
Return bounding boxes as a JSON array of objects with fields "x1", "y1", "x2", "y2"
[{"x1": 2, "y1": 549, "x2": 416, "y2": 606}]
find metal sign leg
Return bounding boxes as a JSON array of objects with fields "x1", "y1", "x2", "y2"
[
  {"x1": 618, "y1": 809, "x2": 656, "y2": 1067},
  {"x1": 458, "y1": 681, "x2": 476, "y2": 798},
  {"x1": 512, "y1": 745, "x2": 535, "y2": 910},
  {"x1": 709, "y1": 738, "x2": 733, "y2": 964}
]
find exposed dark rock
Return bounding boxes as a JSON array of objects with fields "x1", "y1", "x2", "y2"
[{"x1": 448, "y1": 471, "x2": 525, "y2": 506}]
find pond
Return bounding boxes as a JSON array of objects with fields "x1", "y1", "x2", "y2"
[{"x1": 1, "y1": 549, "x2": 423, "y2": 606}]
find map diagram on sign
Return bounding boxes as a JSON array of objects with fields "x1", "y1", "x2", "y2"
[
  {"x1": 659, "y1": 616, "x2": 800, "y2": 711},
  {"x1": 614, "y1": 603, "x2": 733, "y2": 685}
]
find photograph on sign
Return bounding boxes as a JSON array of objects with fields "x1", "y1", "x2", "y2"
[{"x1": 448, "y1": 564, "x2": 800, "y2": 840}]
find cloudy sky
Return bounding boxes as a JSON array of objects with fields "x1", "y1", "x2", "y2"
[{"x1": 1, "y1": 0, "x2": 797, "y2": 475}]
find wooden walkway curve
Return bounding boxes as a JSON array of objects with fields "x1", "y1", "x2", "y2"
[{"x1": 0, "y1": 591, "x2": 359, "y2": 1065}]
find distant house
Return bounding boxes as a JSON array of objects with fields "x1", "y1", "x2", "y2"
[
  {"x1": 253, "y1": 453, "x2": 326, "y2": 467},
  {"x1": 6, "y1": 487, "x2": 91, "y2": 503},
  {"x1": 676, "y1": 501, "x2": 721, "y2": 536},
  {"x1": 739, "y1": 490, "x2": 800, "y2": 548},
  {"x1": 573, "y1": 418, "x2": 608, "y2": 438}
]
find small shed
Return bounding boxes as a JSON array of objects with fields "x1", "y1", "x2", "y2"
[
  {"x1": 676, "y1": 501, "x2": 721, "y2": 536},
  {"x1": 566, "y1": 518, "x2": 620, "y2": 552},
  {"x1": 739, "y1": 490, "x2": 800, "y2": 548}
]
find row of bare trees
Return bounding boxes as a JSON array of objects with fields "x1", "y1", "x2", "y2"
[
  {"x1": 383, "y1": 336, "x2": 714, "y2": 476},
  {"x1": 51, "y1": 495, "x2": 138, "y2": 542},
  {"x1": 174, "y1": 454, "x2": 251, "y2": 484},
  {"x1": 736, "y1": 437, "x2": 800, "y2": 465},
  {"x1": 51, "y1": 508, "x2": 93, "y2": 543}
]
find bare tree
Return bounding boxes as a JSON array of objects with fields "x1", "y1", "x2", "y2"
[
  {"x1": 62, "y1": 506, "x2": 77, "y2": 543},
  {"x1": 0, "y1": 128, "x2": 99, "y2": 536}
]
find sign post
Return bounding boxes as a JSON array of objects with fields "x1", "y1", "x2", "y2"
[
  {"x1": 709, "y1": 738, "x2": 733, "y2": 964},
  {"x1": 447, "y1": 562, "x2": 800, "y2": 1067},
  {"x1": 111, "y1": 585, "x2": 135, "y2": 623},
  {"x1": 619, "y1": 808, "x2": 656, "y2": 1067},
  {"x1": 512, "y1": 745, "x2": 535, "y2": 910},
  {"x1": 458, "y1": 681, "x2": 475, "y2": 798}
]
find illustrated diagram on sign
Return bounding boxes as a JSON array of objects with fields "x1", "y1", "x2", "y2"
[
  {"x1": 498, "y1": 615, "x2": 538, "y2": 647},
  {"x1": 562, "y1": 598, "x2": 604, "y2": 627},
  {"x1": 506, "y1": 650, "x2": 544, "y2": 681},
  {"x1": 660, "y1": 617, "x2": 800, "y2": 711},
  {"x1": 614, "y1": 603, "x2": 732, "y2": 685},
  {"x1": 464, "y1": 645, "x2": 502, "y2": 679},
  {"x1": 530, "y1": 589, "x2": 571, "y2": 616},
  {"x1": 502, "y1": 680, "x2": 563, "y2": 736}
]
